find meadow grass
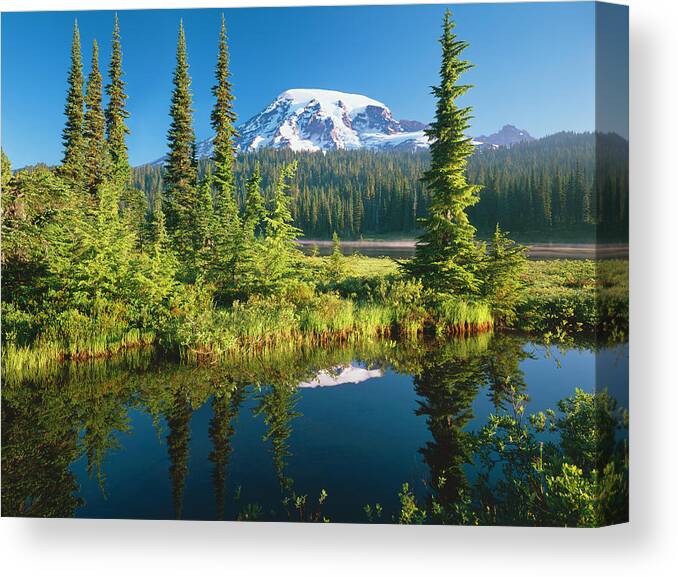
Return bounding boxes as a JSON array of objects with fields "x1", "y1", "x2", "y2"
[
  {"x1": 2, "y1": 325, "x2": 155, "y2": 380},
  {"x1": 517, "y1": 259, "x2": 628, "y2": 338},
  {"x1": 433, "y1": 299, "x2": 493, "y2": 335},
  {"x1": 333, "y1": 255, "x2": 627, "y2": 338},
  {"x1": 1, "y1": 255, "x2": 628, "y2": 370}
]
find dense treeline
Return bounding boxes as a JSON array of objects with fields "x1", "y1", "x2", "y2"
[
  {"x1": 132, "y1": 150, "x2": 429, "y2": 239},
  {"x1": 132, "y1": 132, "x2": 628, "y2": 241},
  {"x1": 468, "y1": 131, "x2": 628, "y2": 240}
]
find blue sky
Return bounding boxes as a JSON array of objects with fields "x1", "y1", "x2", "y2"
[{"x1": 2, "y1": 2, "x2": 600, "y2": 167}]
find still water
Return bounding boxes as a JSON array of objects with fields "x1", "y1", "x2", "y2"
[
  {"x1": 2, "y1": 334, "x2": 628, "y2": 522},
  {"x1": 298, "y1": 242, "x2": 630, "y2": 260}
]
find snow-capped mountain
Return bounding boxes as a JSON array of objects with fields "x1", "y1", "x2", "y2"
[
  {"x1": 148, "y1": 90, "x2": 534, "y2": 164},
  {"x1": 472, "y1": 124, "x2": 535, "y2": 149},
  {"x1": 233, "y1": 88, "x2": 429, "y2": 152}
]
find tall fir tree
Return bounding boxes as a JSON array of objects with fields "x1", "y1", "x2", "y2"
[
  {"x1": 208, "y1": 385, "x2": 244, "y2": 520},
  {"x1": 105, "y1": 14, "x2": 130, "y2": 187},
  {"x1": 83, "y1": 40, "x2": 109, "y2": 197},
  {"x1": 194, "y1": 169, "x2": 215, "y2": 272},
  {"x1": 61, "y1": 20, "x2": 85, "y2": 186},
  {"x1": 205, "y1": 15, "x2": 242, "y2": 293},
  {"x1": 210, "y1": 14, "x2": 238, "y2": 202},
  {"x1": 166, "y1": 388, "x2": 192, "y2": 520},
  {"x1": 164, "y1": 20, "x2": 198, "y2": 256},
  {"x1": 105, "y1": 15, "x2": 146, "y2": 238},
  {"x1": 402, "y1": 10, "x2": 485, "y2": 296},
  {"x1": 209, "y1": 187, "x2": 241, "y2": 297}
]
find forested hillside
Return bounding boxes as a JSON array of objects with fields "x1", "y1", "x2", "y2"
[{"x1": 132, "y1": 131, "x2": 628, "y2": 241}]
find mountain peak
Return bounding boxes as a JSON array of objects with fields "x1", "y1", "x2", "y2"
[
  {"x1": 233, "y1": 88, "x2": 429, "y2": 153},
  {"x1": 475, "y1": 125, "x2": 534, "y2": 148},
  {"x1": 276, "y1": 88, "x2": 387, "y2": 111}
]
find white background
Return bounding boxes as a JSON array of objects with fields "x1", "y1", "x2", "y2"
[{"x1": 1, "y1": 0, "x2": 676, "y2": 575}]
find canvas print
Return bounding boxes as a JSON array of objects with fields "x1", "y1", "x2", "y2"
[{"x1": 0, "y1": 2, "x2": 628, "y2": 526}]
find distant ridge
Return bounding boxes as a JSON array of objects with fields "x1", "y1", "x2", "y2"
[{"x1": 472, "y1": 124, "x2": 535, "y2": 149}]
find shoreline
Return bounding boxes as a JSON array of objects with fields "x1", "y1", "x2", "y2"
[{"x1": 297, "y1": 239, "x2": 629, "y2": 259}]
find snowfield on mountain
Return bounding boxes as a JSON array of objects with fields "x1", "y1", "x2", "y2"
[{"x1": 234, "y1": 88, "x2": 430, "y2": 153}]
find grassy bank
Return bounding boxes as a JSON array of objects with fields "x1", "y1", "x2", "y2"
[
  {"x1": 325, "y1": 254, "x2": 628, "y2": 339},
  {"x1": 1, "y1": 255, "x2": 627, "y2": 373},
  {"x1": 1, "y1": 304, "x2": 156, "y2": 376},
  {"x1": 516, "y1": 259, "x2": 629, "y2": 340},
  {"x1": 172, "y1": 282, "x2": 492, "y2": 363}
]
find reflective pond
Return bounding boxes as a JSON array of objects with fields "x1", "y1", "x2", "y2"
[{"x1": 1, "y1": 334, "x2": 628, "y2": 524}]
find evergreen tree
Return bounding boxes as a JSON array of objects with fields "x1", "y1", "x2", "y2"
[
  {"x1": 194, "y1": 169, "x2": 215, "y2": 272},
  {"x1": 210, "y1": 14, "x2": 238, "y2": 203},
  {"x1": 414, "y1": 340, "x2": 483, "y2": 514},
  {"x1": 105, "y1": 14, "x2": 130, "y2": 189},
  {"x1": 1, "y1": 148, "x2": 11, "y2": 190},
  {"x1": 132, "y1": 134, "x2": 628, "y2": 243},
  {"x1": 402, "y1": 10, "x2": 485, "y2": 296},
  {"x1": 164, "y1": 20, "x2": 198, "y2": 255},
  {"x1": 120, "y1": 185, "x2": 148, "y2": 246},
  {"x1": 260, "y1": 162, "x2": 303, "y2": 294},
  {"x1": 202, "y1": 15, "x2": 243, "y2": 295},
  {"x1": 552, "y1": 167, "x2": 566, "y2": 225},
  {"x1": 208, "y1": 173, "x2": 241, "y2": 298},
  {"x1": 254, "y1": 383, "x2": 301, "y2": 498},
  {"x1": 49, "y1": 180, "x2": 138, "y2": 310},
  {"x1": 135, "y1": 194, "x2": 178, "y2": 331},
  {"x1": 208, "y1": 384, "x2": 244, "y2": 520},
  {"x1": 235, "y1": 164, "x2": 266, "y2": 296},
  {"x1": 538, "y1": 171, "x2": 552, "y2": 227},
  {"x1": 1, "y1": 165, "x2": 77, "y2": 306},
  {"x1": 83, "y1": 40, "x2": 109, "y2": 196},
  {"x1": 353, "y1": 191, "x2": 364, "y2": 233},
  {"x1": 327, "y1": 231, "x2": 345, "y2": 281},
  {"x1": 148, "y1": 194, "x2": 171, "y2": 250},
  {"x1": 580, "y1": 167, "x2": 592, "y2": 224},
  {"x1": 61, "y1": 21, "x2": 85, "y2": 186},
  {"x1": 2, "y1": 385, "x2": 83, "y2": 518},
  {"x1": 242, "y1": 163, "x2": 265, "y2": 238},
  {"x1": 481, "y1": 224, "x2": 527, "y2": 326},
  {"x1": 103, "y1": 15, "x2": 147, "y2": 241},
  {"x1": 81, "y1": 390, "x2": 129, "y2": 496}
]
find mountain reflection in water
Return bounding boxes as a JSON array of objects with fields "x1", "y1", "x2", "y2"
[
  {"x1": 1, "y1": 333, "x2": 628, "y2": 525},
  {"x1": 298, "y1": 365, "x2": 383, "y2": 388}
]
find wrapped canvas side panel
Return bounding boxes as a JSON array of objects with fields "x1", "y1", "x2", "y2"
[{"x1": 595, "y1": 1, "x2": 629, "y2": 527}]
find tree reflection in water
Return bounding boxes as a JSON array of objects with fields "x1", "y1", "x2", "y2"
[
  {"x1": 166, "y1": 386, "x2": 192, "y2": 520},
  {"x1": 208, "y1": 381, "x2": 245, "y2": 520},
  {"x1": 1, "y1": 335, "x2": 628, "y2": 526},
  {"x1": 412, "y1": 337, "x2": 486, "y2": 514}
]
